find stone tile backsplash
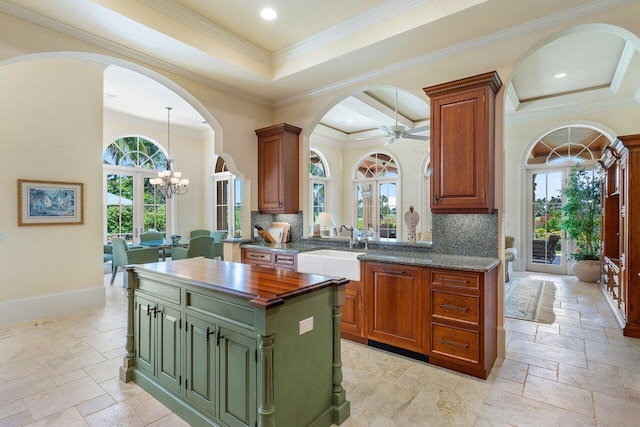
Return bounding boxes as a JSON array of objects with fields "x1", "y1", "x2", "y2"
[{"x1": 432, "y1": 212, "x2": 498, "y2": 257}]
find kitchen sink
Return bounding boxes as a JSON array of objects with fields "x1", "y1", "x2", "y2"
[{"x1": 297, "y1": 250, "x2": 361, "y2": 281}]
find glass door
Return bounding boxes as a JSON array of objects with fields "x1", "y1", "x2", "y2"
[
  {"x1": 527, "y1": 168, "x2": 567, "y2": 274},
  {"x1": 355, "y1": 181, "x2": 398, "y2": 240},
  {"x1": 105, "y1": 169, "x2": 167, "y2": 245},
  {"x1": 379, "y1": 182, "x2": 397, "y2": 240}
]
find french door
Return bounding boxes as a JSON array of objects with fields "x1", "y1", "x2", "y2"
[
  {"x1": 355, "y1": 180, "x2": 399, "y2": 240},
  {"x1": 104, "y1": 167, "x2": 169, "y2": 245},
  {"x1": 526, "y1": 168, "x2": 568, "y2": 274}
]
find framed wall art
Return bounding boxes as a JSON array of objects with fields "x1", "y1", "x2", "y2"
[{"x1": 18, "y1": 179, "x2": 84, "y2": 226}]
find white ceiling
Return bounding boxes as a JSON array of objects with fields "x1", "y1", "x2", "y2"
[{"x1": 3, "y1": 0, "x2": 639, "y2": 139}]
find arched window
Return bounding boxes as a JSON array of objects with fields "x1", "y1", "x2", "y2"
[
  {"x1": 103, "y1": 136, "x2": 169, "y2": 244},
  {"x1": 524, "y1": 125, "x2": 611, "y2": 274},
  {"x1": 353, "y1": 152, "x2": 400, "y2": 240},
  {"x1": 212, "y1": 156, "x2": 243, "y2": 233},
  {"x1": 309, "y1": 149, "x2": 330, "y2": 224}
]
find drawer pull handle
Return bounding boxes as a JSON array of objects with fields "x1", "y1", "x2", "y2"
[
  {"x1": 250, "y1": 254, "x2": 265, "y2": 258},
  {"x1": 382, "y1": 269, "x2": 406, "y2": 275},
  {"x1": 439, "y1": 303, "x2": 469, "y2": 312},
  {"x1": 441, "y1": 278, "x2": 470, "y2": 284},
  {"x1": 440, "y1": 338, "x2": 469, "y2": 349}
]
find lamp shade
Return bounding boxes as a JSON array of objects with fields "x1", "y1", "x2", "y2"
[{"x1": 318, "y1": 212, "x2": 335, "y2": 227}]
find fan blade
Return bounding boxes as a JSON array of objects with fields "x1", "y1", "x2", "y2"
[
  {"x1": 384, "y1": 136, "x2": 396, "y2": 145},
  {"x1": 403, "y1": 134, "x2": 430, "y2": 141},
  {"x1": 404, "y1": 125, "x2": 430, "y2": 134}
]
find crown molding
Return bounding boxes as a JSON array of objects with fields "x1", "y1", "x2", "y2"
[
  {"x1": 505, "y1": 94, "x2": 639, "y2": 125},
  {"x1": 274, "y1": 0, "x2": 636, "y2": 107},
  {"x1": 272, "y1": 0, "x2": 433, "y2": 64},
  {"x1": 139, "y1": 0, "x2": 271, "y2": 65},
  {"x1": 0, "y1": 0, "x2": 271, "y2": 107}
]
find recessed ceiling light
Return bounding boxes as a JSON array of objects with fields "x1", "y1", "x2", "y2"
[
  {"x1": 260, "y1": 8, "x2": 278, "y2": 20},
  {"x1": 554, "y1": 72, "x2": 567, "y2": 79}
]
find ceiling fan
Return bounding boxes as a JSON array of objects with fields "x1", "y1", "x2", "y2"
[{"x1": 378, "y1": 90, "x2": 429, "y2": 145}]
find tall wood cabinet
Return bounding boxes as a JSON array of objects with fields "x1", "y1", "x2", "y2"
[
  {"x1": 423, "y1": 71, "x2": 502, "y2": 213},
  {"x1": 255, "y1": 123, "x2": 302, "y2": 214},
  {"x1": 599, "y1": 134, "x2": 640, "y2": 337}
]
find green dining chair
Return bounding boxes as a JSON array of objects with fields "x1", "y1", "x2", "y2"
[
  {"x1": 171, "y1": 236, "x2": 215, "y2": 260},
  {"x1": 110, "y1": 237, "x2": 160, "y2": 284},
  {"x1": 190, "y1": 229, "x2": 211, "y2": 239}
]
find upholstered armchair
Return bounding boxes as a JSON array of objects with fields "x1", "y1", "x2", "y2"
[
  {"x1": 110, "y1": 237, "x2": 159, "y2": 285},
  {"x1": 211, "y1": 231, "x2": 227, "y2": 259},
  {"x1": 504, "y1": 235, "x2": 517, "y2": 282},
  {"x1": 190, "y1": 229, "x2": 211, "y2": 239},
  {"x1": 171, "y1": 236, "x2": 216, "y2": 260},
  {"x1": 139, "y1": 230, "x2": 164, "y2": 244}
]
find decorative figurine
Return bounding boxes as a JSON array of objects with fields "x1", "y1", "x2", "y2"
[{"x1": 404, "y1": 206, "x2": 419, "y2": 243}]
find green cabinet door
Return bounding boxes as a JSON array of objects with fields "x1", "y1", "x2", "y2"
[
  {"x1": 219, "y1": 326, "x2": 257, "y2": 427},
  {"x1": 185, "y1": 315, "x2": 218, "y2": 418},
  {"x1": 156, "y1": 303, "x2": 182, "y2": 395},
  {"x1": 134, "y1": 294, "x2": 155, "y2": 377}
]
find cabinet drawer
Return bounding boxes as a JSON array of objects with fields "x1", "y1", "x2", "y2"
[
  {"x1": 274, "y1": 253, "x2": 296, "y2": 269},
  {"x1": 431, "y1": 291, "x2": 479, "y2": 325},
  {"x1": 431, "y1": 271, "x2": 479, "y2": 290},
  {"x1": 431, "y1": 323, "x2": 479, "y2": 364},
  {"x1": 243, "y1": 250, "x2": 272, "y2": 265}
]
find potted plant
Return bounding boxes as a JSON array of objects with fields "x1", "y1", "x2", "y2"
[{"x1": 560, "y1": 166, "x2": 601, "y2": 282}]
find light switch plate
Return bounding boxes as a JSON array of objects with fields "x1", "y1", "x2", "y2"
[
  {"x1": 0, "y1": 232, "x2": 4, "y2": 242},
  {"x1": 299, "y1": 317, "x2": 313, "y2": 335}
]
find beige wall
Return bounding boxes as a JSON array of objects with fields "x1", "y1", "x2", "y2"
[
  {"x1": 503, "y1": 105, "x2": 640, "y2": 272},
  {"x1": 0, "y1": 58, "x2": 104, "y2": 305}
]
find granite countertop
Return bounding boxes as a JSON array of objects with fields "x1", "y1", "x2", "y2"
[{"x1": 241, "y1": 242, "x2": 499, "y2": 272}]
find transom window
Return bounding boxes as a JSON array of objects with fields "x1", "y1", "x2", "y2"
[{"x1": 103, "y1": 136, "x2": 168, "y2": 169}]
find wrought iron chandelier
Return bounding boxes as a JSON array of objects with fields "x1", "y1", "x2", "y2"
[{"x1": 150, "y1": 107, "x2": 189, "y2": 198}]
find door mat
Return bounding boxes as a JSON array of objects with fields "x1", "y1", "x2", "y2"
[{"x1": 504, "y1": 278, "x2": 556, "y2": 324}]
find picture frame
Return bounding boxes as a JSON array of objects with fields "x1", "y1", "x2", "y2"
[{"x1": 18, "y1": 179, "x2": 84, "y2": 226}]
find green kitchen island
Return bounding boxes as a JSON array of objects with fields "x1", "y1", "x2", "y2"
[{"x1": 119, "y1": 257, "x2": 350, "y2": 427}]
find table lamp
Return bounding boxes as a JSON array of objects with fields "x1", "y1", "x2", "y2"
[{"x1": 318, "y1": 212, "x2": 336, "y2": 237}]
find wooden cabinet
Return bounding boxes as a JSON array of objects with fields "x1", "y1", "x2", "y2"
[
  {"x1": 123, "y1": 258, "x2": 350, "y2": 427},
  {"x1": 134, "y1": 284, "x2": 182, "y2": 395},
  {"x1": 340, "y1": 275, "x2": 366, "y2": 344},
  {"x1": 354, "y1": 261, "x2": 497, "y2": 379},
  {"x1": 365, "y1": 262, "x2": 425, "y2": 353},
  {"x1": 184, "y1": 312, "x2": 257, "y2": 426},
  {"x1": 423, "y1": 71, "x2": 502, "y2": 213},
  {"x1": 599, "y1": 134, "x2": 640, "y2": 337},
  {"x1": 255, "y1": 123, "x2": 302, "y2": 214},
  {"x1": 426, "y1": 268, "x2": 496, "y2": 379},
  {"x1": 241, "y1": 247, "x2": 297, "y2": 271}
]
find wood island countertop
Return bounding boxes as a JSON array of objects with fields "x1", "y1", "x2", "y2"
[{"x1": 131, "y1": 257, "x2": 348, "y2": 308}]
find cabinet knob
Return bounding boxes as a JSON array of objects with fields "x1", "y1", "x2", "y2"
[{"x1": 433, "y1": 195, "x2": 439, "y2": 204}]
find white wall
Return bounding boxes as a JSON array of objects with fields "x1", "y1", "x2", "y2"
[{"x1": 0, "y1": 58, "x2": 105, "y2": 323}]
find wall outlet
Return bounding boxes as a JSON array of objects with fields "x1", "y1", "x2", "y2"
[
  {"x1": 0, "y1": 232, "x2": 4, "y2": 242},
  {"x1": 299, "y1": 317, "x2": 313, "y2": 335}
]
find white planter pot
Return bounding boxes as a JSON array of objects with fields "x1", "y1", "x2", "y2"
[{"x1": 570, "y1": 260, "x2": 600, "y2": 283}]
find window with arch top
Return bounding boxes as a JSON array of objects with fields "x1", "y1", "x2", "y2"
[{"x1": 309, "y1": 149, "x2": 330, "y2": 224}]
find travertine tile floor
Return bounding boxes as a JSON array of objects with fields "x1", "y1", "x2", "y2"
[{"x1": 1, "y1": 271, "x2": 640, "y2": 426}]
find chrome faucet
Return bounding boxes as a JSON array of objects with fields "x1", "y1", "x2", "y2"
[{"x1": 340, "y1": 225, "x2": 354, "y2": 249}]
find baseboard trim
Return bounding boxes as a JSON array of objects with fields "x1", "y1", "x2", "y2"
[{"x1": 0, "y1": 286, "x2": 106, "y2": 327}]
